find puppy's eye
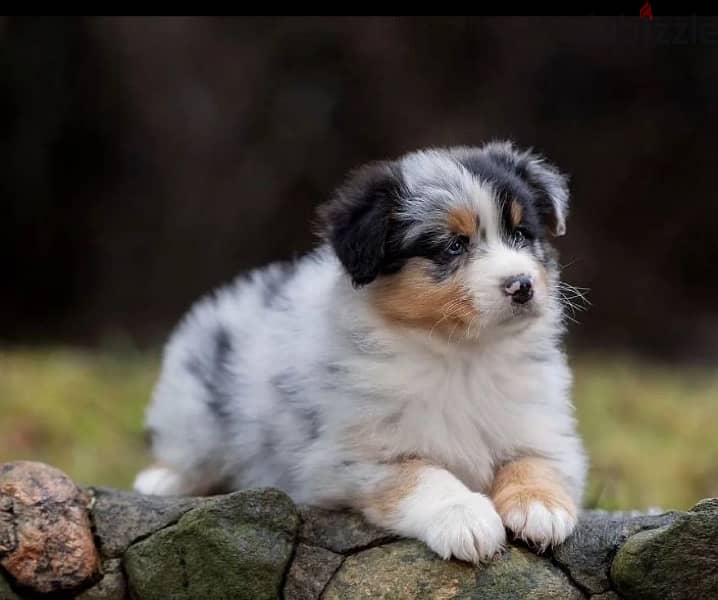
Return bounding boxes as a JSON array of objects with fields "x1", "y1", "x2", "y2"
[
  {"x1": 446, "y1": 236, "x2": 468, "y2": 256},
  {"x1": 513, "y1": 228, "x2": 531, "y2": 245}
]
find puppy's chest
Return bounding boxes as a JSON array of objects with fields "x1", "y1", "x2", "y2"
[{"x1": 363, "y1": 358, "x2": 532, "y2": 490}]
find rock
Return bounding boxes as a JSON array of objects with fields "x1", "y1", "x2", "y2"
[
  {"x1": 553, "y1": 508, "x2": 680, "y2": 594},
  {"x1": 89, "y1": 487, "x2": 202, "y2": 559},
  {"x1": 284, "y1": 543, "x2": 343, "y2": 600},
  {"x1": 0, "y1": 498, "x2": 14, "y2": 554},
  {"x1": 124, "y1": 489, "x2": 299, "y2": 600},
  {"x1": 474, "y1": 546, "x2": 583, "y2": 600},
  {"x1": 611, "y1": 498, "x2": 718, "y2": 600},
  {"x1": 324, "y1": 541, "x2": 583, "y2": 600},
  {"x1": 2, "y1": 460, "x2": 717, "y2": 599},
  {"x1": 0, "y1": 461, "x2": 100, "y2": 595},
  {"x1": 77, "y1": 559, "x2": 127, "y2": 600},
  {"x1": 298, "y1": 505, "x2": 397, "y2": 554},
  {"x1": 322, "y1": 540, "x2": 476, "y2": 599}
]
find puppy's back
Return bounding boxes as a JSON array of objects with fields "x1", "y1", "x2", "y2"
[{"x1": 137, "y1": 249, "x2": 340, "y2": 495}]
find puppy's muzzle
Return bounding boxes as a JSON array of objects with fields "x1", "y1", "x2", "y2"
[{"x1": 503, "y1": 275, "x2": 534, "y2": 305}]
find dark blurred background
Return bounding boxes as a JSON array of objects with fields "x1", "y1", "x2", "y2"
[
  {"x1": 3, "y1": 16, "x2": 717, "y2": 359},
  {"x1": 2, "y1": 16, "x2": 717, "y2": 507}
]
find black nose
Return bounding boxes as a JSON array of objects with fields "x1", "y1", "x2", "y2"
[{"x1": 503, "y1": 275, "x2": 534, "y2": 305}]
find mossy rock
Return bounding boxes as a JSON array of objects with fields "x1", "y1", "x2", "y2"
[
  {"x1": 470, "y1": 545, "x2": 583, "y2": 600},
  {"x1": 77, "y1": 560, "x2": 126, "y2": 600},
  {"x1": 124, "y1": 489, "x2": 298, "y2": 600},
  {"x1": 323, "y1": 540, "x2": 581, "y2": 599},
  {"x1": 323, "y1": 539, "x2": 475, "y2": 599},
  {"x1": 611, "y1": 498, "x2": 718, "y2": 599}
]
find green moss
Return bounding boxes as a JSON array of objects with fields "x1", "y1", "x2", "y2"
[
  {"x1": 611, "y1": 499, "x2": 718, "y2": 599},
  {"x1": 123, "y1": 489, "x2": 298, "y2": 600},
  {"x1": 323, "y1": 540, "x2": 476, "y2": 600},
  {"x1": 324, "y1": 543, "x2": 581, "y2": 600},
  {"x1": 473, "y1": 546, "x2": 583, "y2": 600}
]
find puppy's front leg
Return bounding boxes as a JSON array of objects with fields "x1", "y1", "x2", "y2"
[
  {"x1": 490, "y1": 457, "x2": 578, "y2": 550},
  {"x1": 359, "y1": 459, "x2": 505, "y2": 564}
]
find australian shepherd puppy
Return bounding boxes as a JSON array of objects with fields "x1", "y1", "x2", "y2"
[{"x1": 134, "y1": 141, "x2": 587, "y2": 564}]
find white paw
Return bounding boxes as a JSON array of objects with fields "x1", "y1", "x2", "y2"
[
  {"x1": 133, "y1": 465, "x2": 185, "y2": 496},
  {"x1": 423, "y1": 493, "x2": 506, "y2": 564},
  {"x1": 502, "y1": 501, "x2": 576, "y2": 550}
]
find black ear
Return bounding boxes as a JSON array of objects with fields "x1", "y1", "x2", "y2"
[
  {"x1": 318, "y1": 161, "x2": 403, "y2": 286},
  {"x1": 483, "y1": 141, "x2": 570, "y2": 237}
]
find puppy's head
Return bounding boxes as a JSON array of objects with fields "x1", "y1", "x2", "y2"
[{"x1": 318, "y1": 141, "x2": 570, "y2": 340}]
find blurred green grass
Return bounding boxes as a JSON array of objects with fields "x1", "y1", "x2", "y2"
[
  {"x1": 1, "y1": 348, "x2": 716, "y2": 510},
  {"x1": 0, "y1": 349, "x2": 156, "y2": 489}
]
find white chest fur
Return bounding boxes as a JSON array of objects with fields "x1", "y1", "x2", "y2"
[{"x1": 338, "y1": 334, "x2": 569, "y2": 494}]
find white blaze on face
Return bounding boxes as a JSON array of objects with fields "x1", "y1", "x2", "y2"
[
  {"x1": 465, "y1": 182, "x2": 544, "y2": 329},
  {"x1": 465, "y1": 242, "x2": 541, "y2": 327}
]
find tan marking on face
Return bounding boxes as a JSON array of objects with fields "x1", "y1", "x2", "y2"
[
  {"x1": 490, "y1": 457, "x2": 577, "y2": 521},
  {"x1": 371, "y1": 258, "x2": 477, "y2": 335},
  {"x1": 510, "y1": 199, "x2": 523, "y2": 228},
  {"x1": 447, "y1": 206, "x2": 479, "y2": 237},
  {"x1": 359, "y1": 457, "x2": 428, "y2": 518}
]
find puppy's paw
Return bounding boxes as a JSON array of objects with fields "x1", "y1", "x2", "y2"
[
  {"x1": 499, "y1": 495, "x2": 577, "y2": 550},
  {"x1": 492, "y1": 458, "x2": 579, "y2": 551},
  {"x1": 423, "y1": 492, "x2": 506, "y2": 564}
]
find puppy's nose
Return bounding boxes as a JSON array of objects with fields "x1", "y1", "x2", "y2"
[{"x1": 503, "y1": 275, "x2": 534, "y2": 305}]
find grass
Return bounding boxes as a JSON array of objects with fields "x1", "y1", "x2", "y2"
[
  {"x1": 0, "y1": 348, "x2": 157, "y2": 489},
  {"x1": 1, "y1": 347, "x2": 716, "y2": 511},
  {"x1": 574, "y1": 357, "x2": 718, "y2": 510}
]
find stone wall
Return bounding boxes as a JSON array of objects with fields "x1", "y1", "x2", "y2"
[{"x1": 1, "y1": 462, "x2": 716, "y2": 599}]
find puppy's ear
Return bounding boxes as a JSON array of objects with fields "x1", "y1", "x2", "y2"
[
  {"x1": 521, "y1": 153, "x2": 570, "y2": 237},
  {"x1": 318, "y1": 161, "x2": 403, "y2": 286},
  {"x1": 483, "y1": 141, "x2": 570, "y2": 237}
]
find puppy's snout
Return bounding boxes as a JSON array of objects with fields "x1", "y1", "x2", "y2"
[{"x1": 503, "y1": 275, "x2": 534, "y2": 305}]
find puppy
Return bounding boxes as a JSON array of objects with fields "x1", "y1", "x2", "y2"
[{"x1": 134, "y1": 141, "x2": 587, "y2": 564}]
